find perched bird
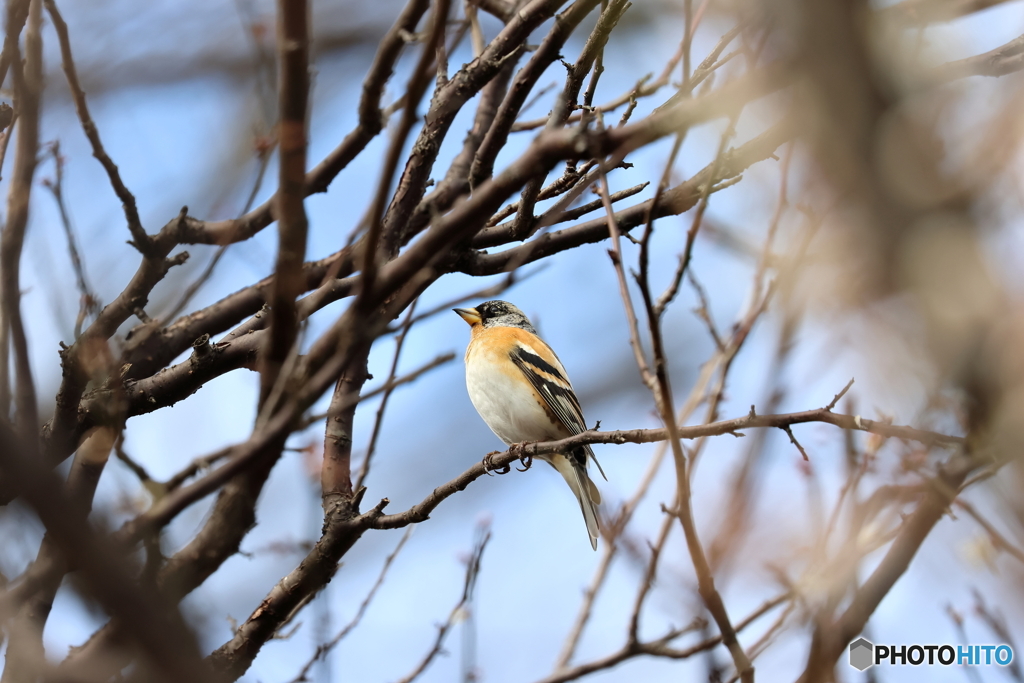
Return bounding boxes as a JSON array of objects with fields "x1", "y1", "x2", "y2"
[{"x1": 454, "y1": 300, "x2": 604, "y2": 549}]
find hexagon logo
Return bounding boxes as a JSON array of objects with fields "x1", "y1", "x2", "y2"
[{"x1": 849, "y1": 637, "x2": 874, "y2": 671}]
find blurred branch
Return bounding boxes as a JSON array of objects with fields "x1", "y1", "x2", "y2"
[
  {"x1": 936, "y1": 32, "x2": 1024, "y2": 80},
  {"x1": 0, "y1": 421, "x2": 210, "y2": 683},
  {"x1": 467, "y1": 0, "x2": 513, "y2": 22},
  {"x1": 797, "y1": 451, "x2": 982, "y2": 681},
  {"x1": 0, "y1": 110, "x2": 25, "y2": 420},
  {"x1": 955, "y1": 498, "x2": 1024, "y2": 565},
  {"x1": 879, "y1": 0, "x2": 1014, "y2": 24},
  {"x1": 0, "y1": 0, "x2": 28, "y2": 92},
  {"x1": 206, "y1": 497, "x2": 389, "y2": 680},
  {"x1": 287, "y1": 528, "x2": 414, "y2": 683},
  {"x1": 0, "y1": 0, "x2": 41, "y2": 444},
  {"x1": 1, "y1": 425, "x2": 115, "y2": 682},
  {"x1": 393, "y1": 529, "x2": 490, "y2": 683},
  {"x1": 972, "y1": 590, "x2": 1024, "y2": 682},
  {"x1": 536, "y1": 593, "x2": 790, "y2": 683}
]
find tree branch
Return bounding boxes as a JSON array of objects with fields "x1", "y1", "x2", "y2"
[
  {"x1": 45, "y1": 0, "x2": 150, "y2": 253},
  {"x1": 260, "y1": 0, "x2": 310, "y2": 404},
  {"x1": 936, "y1": 32, "x2": 1024, "y2": 80},
  {"x1": 0, "y1": 422, "x2": 210, "y2": 683},
  {"x1": 0, "y1": 0, "x2": 41, "y2": 445},
  {"x1": 371, "y1": 409, "x2": 962, "y2": 530}
]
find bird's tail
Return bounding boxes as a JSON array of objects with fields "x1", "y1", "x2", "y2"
[{"x1": 552, "y1": 453, "x2": 602, "y2": 550}]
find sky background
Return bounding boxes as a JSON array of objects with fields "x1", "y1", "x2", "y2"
[{"x1": 0, "y1": 1, "x2": 1023, "y2": 681}]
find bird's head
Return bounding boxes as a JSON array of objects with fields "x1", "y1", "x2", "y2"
[{"x1": 453, "y1": 300, "x2": 537, "y2": 333}]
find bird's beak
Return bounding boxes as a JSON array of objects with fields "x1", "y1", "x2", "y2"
[{"x1": 453, "y1": 307, "x2": 481, "y2": 325}]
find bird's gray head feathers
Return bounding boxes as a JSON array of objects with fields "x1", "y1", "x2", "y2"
[{"x1": 475, "y1": 300, "x2": 537, "y2": 334}]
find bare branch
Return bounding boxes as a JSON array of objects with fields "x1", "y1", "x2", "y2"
[
  {"x1": 0, "y1": 422, "x2": 210, "y2": 683},
  {"x1": 956, "y1": 498, "x2": 1024, "y2": 566},
  {"x1": 45, "y1": 0, "x2": 150, "y2": 253},
  {"x1": 371, "y1": 409, "x2": 963, "y2": 530},
  {"x1": 321, "y1": 348, "x2": 370, "y2": 511},
  {"x1": 880, "y1": 0, "x2": 1014, "y2": 25},
  {"x1": 824, "y1": 378, "x2": 855, "y2": 412},
  {"x1": 536, "y1": 594, "x2": 790, "y2": 683},
  {"x1": 0, "y1": 0, "x2": 42, "y2": 443},
  {"x1": 355, "y1": 301, "x2": 418, "y2": 490},
  {"x1": 797, "y1": 452, "x2": 982, "y2": 681},
  {"x1": 42, "y1": 141, "x2": 100, "y2": 339},
  {"x1": 460, "y1": 118, "x2": 795, "y2": 275},
  {"x1": 467, "y1": 0, "x2": 514, "y2": 21},
  {"x1": 206, "y1": 500, "x2": 389, "y2": 680},
  {"x1": 260, "y1": 0, "x2": 311, "y2": 405},
  {"x1": 936, "y1": 32, "x2": 1024, "y2": 80},
  {"x1": 287, "y1": 528, "x2": 414, "y2": 683},
  {"x1": 361, "y1": 0, "x2": 451, "y2": 299},
  {"x1": 393, "y1": 528, "x2": 491, "y2": 683}
]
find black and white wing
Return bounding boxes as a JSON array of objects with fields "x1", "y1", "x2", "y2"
[{"x1": 508, "y1": 342, "x2": 605, "y2": 479}]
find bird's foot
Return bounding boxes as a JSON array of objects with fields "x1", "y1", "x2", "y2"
[
  {"x1": 482, "y1": 451, "x2": 510, "y2": 476},
  {"x1": 510, "y1": 442, "x2": 534, "y2": 472}
]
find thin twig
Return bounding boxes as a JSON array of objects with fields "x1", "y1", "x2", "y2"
[
  {"x1": 535, "y1": 593, "x2": 790, "y2": 683},
  {"x1": 45, "y1": 0, "x2": 150, "y2": 253},
  {"x1": 956, "y1": 499, "x2": 1024, "y2": 566},
  {"x1": 163, "y1": 148, "x2": 273, "y2": 322},
  {"x1": 302, "y1": 352, "x2": 456, "y2": 429},
  {"x1": 824, "y1": 378, "x2": 855, "y2": 412},
  {"x1": 287, "y1": 528, "x2": 414, "y2": 683},
  {"x1": 393, "y1": 528, "x2": 490, "y2": 683},
  {"x1": 354, "y1": 300, "x2": 419, "y2": 490},
  {"x1": 781, "y1": 425, "x2": 809, "y2": 461},
  {"x1": 42, "y1": 141, "x2": 99, "y2": 339},
  {"x1": 972, "y1": 590, "x2": 1024, "y2": 682}
]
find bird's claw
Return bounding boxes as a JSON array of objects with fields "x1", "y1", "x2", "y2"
[
  {"x1": 510, "y1": 442, "x2": 534, "y2": 472},
  {"x1": 482, "y1": 451, "x2": 510, "y2": 475}
]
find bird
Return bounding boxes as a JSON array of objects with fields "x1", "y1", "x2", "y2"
[{"x1": 454, "y1": 300, "x2": 605, "y2": 550}]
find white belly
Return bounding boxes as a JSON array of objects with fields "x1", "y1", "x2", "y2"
[{"x1": 465, "y1": 346, "x2": 565, "y2": 446}]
